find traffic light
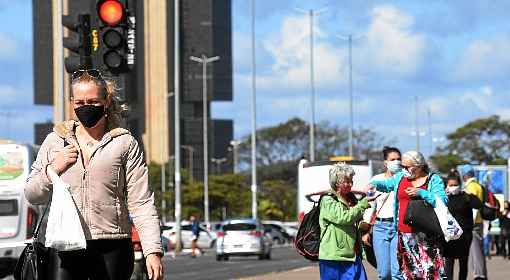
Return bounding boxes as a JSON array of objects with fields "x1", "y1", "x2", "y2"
[
  {"x1": 95, "y1": 0, "x2": 136, "y2": 73},
  {"x1": 62, "y1": 14, "x2": 92, "y2": 73}
]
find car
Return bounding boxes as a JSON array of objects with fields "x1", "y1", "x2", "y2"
[
  {"x1": 216, "y1": 219, "x2": 272, "y2": 261},
  {"x1": 262, "y1": 221, "x2": 292, "y2": 244},
  {"x1": 162, "y1": 222, "x2": 217, "y2": 249}
]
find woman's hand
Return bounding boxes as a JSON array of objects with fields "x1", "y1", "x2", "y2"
[
  {"x1": 405, "y1": 187, "x2": 420, "y2": 198},
  {"x1": 49, "y1": 145, "x2": 79, "y2": 175},
  {"x1": 362, "y1": 233, "x2": 372, "y2": 246},
  {"x1": 146, "y1": 253, "x2": 164, "y2": 280}
]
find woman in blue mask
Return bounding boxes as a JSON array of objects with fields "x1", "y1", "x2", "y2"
[
  {"x1": 363, "y1": 146, "x2": 402, "y2": 280},
  {"x1": 370, "y1": 151, "x2": 448, "y2": 280}
]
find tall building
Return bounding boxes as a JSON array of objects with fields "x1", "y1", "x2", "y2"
[
  {"x1": 168, "y1": 0, "x2": 233, "y2": 181},
  {"x1": 32, "y1": 0, "x2": 233, "y2": 180}
]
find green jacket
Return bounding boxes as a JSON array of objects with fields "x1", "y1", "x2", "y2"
[{"x1": 318, "y1": 194, "x2": 370, "y2": 261}]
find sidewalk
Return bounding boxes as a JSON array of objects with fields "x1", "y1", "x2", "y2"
[
  {"x1": 242, "y1": 257, "x2": 510, "y2": 280},
  {"x1": 240, "y1": 261, "x2": 377, "y2": 280}
]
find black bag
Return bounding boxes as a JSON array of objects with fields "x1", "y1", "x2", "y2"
[
  {"x1": 13, "y1": 240, "x2": 49, "y2": 280},
  {"x1": 294, "y1": 194, "x2": 332, "y2": 261},
  {"x1": 404, "y1": 199, "x2": 443, "y2": 238},
  {"x1": 13, "y1": 200, "x2": 50, "y2": 280}
]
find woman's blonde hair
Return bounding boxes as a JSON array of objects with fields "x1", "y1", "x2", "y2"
[{"x1": 71, "y1": 73, "x2": 128, "y2": 130}]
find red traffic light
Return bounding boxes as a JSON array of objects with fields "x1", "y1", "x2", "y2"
[{"x1": 98, "y1": 0, "x2": 124, "y2": 26}]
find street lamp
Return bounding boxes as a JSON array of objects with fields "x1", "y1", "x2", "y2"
[
  {"x1": 174, "y1": 0, "x2": 182, "y2": 253},
  {"x1": 160, "y1": 91, "x2": 172, "y2": 224},
  {"x1": 181, "y1": 145, "x2": 194, "y2": 183},
  {"x1": 189, "y1": 54, "x2": 220, "y2": 228},
  {"x1": 211, "y1": 157, "x2": 227, "y2": 174},
  {"x1": 336, "y1": 34, "x2": 363, "y2": 158},
  {"x1": 250, "y1": 0, "x2": 258, "y2": 220},
  {"x1": 295, "y1": 7, "x2": 327, "y2": 162},
  {"x1": 229, "y1": 140, "x2": 241, "y2": 174}
]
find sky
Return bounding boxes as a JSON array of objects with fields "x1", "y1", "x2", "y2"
[{"x1": 2, "y1": 0, "x2": 510, "y2": 158}]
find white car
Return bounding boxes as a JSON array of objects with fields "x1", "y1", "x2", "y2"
[
  {"x1": 162, "y1": 223, "x2": 216, "y2": 249},
  {"x1": 216, "y1": 219, "x2": 272, "y2": 261}
]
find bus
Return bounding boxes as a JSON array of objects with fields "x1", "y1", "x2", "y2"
[
  {"x1": 0, "y1": 141, "x2": 39, "y2": 277},
  {"x1": 297, "y1": 158, "x2": 384, "y2": 221}
]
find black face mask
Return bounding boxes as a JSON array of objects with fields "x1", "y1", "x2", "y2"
[{"x1": 74, "y1": 105, "x2": 105, "y2": 128}]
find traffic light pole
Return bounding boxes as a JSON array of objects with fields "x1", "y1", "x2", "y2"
[{"x1": 53, "y1": 0, "x2": 65, "y2": 122}]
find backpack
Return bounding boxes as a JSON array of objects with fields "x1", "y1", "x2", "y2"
[
  {"x1": 480, "y1": 185, "x2": 498, "y2": 221},
  {"x1": 294, "y1": 194, "x2": 334, "y2": 261}
]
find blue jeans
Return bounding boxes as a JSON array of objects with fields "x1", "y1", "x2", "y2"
[{"x1": 373, "y1": 220, "x2": 402, "y2": 280}]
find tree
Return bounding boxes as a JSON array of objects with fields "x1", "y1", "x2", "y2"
[
  {"x1": 430, "y1": 115, "x2": 510, "y2": 173},
  {"x1": 237, "y1": 117, "x2": 389, "y2": 170}
]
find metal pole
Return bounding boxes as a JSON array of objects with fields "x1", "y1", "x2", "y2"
[
  {"x1": 202, "y1": 55, "x2": 210, "y2": 227},
  {"x1": 251, "y1": 0, "x2": 258, "y2": 220},
  {"x1": 415, "y1": 96, "x2": 420, "y2": 152},
  {"x1": 161, "y1": 143, "x2": 166, "y2": 223},
  {"x1": 174, "y1": 0, "x2": 182, "y2": 253},
  {"x1": 233, "y1": 142, "x2": 238, "y2": 174},
  {"x1": 348, "y1": 35, "x2": 353, "y2": 158},
  {"x1": 309, "y1": 9, "x2": 316, "y2": 162},
  {"x1": 182, "y1": 146, "x2": 194, "y2": 183},
  {"x1": 54, "y1": 0, "x2": 65, "y2": 122},
  {"x1": 427, "y1": 108, "x2": 432, "y2": 156}
]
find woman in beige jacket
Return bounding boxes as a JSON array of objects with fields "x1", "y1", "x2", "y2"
[{"x1": 25, "y1": 69, "x2": 163, "y2": 280}]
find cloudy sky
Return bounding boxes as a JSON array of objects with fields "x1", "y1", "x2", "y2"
[{"x1": 1, "y1": 1, "x2": 510, "y2": 158}]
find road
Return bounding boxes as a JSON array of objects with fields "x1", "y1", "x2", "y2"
[{"x1": 163, "y1": 246, "x2": 312, "y2": 280}]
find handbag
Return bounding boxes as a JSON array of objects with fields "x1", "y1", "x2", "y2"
[
  {"x1": 403, "y1": 199, "x2": 443, "y2": 238},
  {"x1": 13, "y1": 199, "x2": 50, "y2": 280}
]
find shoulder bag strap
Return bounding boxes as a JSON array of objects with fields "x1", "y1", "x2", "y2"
[{"x1": 370, "y1": 193, "x2": 391, "y2": 224}]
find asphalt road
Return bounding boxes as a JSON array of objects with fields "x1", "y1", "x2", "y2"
[{"x1": 163, "y1": 246, "x2": 313, "y2": 280}]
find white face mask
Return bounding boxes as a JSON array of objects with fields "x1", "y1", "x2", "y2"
[
  {"x1": 446, "y1": 185, "x2": 462, "y2": 195},
  {"x1": 403, "y1": 168, "x2": 415, "y2": 179},
  {"x1": 387, "y1": 160, "x2": 402, "y2": 174}
]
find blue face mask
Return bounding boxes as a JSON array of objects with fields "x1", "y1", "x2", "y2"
[{"x1": 387, "y1": 160, "x2": 402, "y2": 174}]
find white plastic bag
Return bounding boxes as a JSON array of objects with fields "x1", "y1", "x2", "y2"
[
  {"x1": 434, "y1": 196, "x2": 463, "y2": 242},
  {"x1": 45, "y1": 168, "x2": 87, "y2": 251}
]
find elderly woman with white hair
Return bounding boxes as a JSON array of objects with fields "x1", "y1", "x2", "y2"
[
  {"x1": 318, "y1": 162, "x2": 370, "y2": 280},
  {"x1": 370, "y1": 151, "x2": 448, "y2": 280}
]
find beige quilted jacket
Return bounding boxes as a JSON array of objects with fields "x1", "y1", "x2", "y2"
[{"x1": 25, "y1": 120, "x2": 163, "y2": 257}]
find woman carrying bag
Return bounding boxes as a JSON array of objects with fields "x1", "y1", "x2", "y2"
[
  {"x1": 24, "y1": 70, "x2": 164, "y2": 280},
  {"x1": 370, "y1": 151, "x2": 448, "y2": 280},
  {"x1": 443, "y1": 171, "x2": 482, "y2": 280}
]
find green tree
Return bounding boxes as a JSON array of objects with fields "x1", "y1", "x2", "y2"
[
  {"x1": 431, "y1": 115, "x2": 510, "y2": 173},
  {"x1": 237, "y1": 117, "x2": 389, "y2": 169}
]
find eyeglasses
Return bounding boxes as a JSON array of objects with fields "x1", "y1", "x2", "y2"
[
  {"x1": 401, "y1": 165, "x2": 414, "y2": 171},
  {"x1": 71, "y1": 69, "x2": 105, "y2": 83}
]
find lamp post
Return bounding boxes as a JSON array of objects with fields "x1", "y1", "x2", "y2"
[
  {"x1": 189, "y1": 54, "x2": 220, "y2": 227},
  {"x1": 336, "y1": 34, "x2": 363, "y2": 158},
  {"x1": 250, "y1": 0, "x2": 258, "y2": 220},
  {"x1": 181, "y1": 145, "x2": 194, "y2": 183},
  {"x1": 211, "y1": 157, "x2": 227, "y2": 174},
  {"x1": 174, "y1": 0, "x2": 182, "y2": 253},
  {"x1": 160, "y1": 92, "x2": 172, "y2": 224},
  {"x1": 229, "y1": 140, "x2": 241, "y2": 174},
  {"x1": 295, "y1": 7, "x2": 327, "y2": 162}
]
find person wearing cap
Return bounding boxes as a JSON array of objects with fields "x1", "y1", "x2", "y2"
[{"x1": 461, "y1": 164, "x2": 487, "y2": 280}]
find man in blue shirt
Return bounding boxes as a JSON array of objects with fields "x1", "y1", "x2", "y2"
[{"x1": 190, "y1": 215, "x2": 202, "y2": 258}]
